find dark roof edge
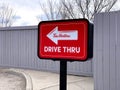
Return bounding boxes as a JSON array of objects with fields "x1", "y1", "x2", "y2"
[{"x1": 0, "y1": 25, "x2": 38, "y2": 31}]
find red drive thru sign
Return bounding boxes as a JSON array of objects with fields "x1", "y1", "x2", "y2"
[{"x1": 38, "y1": 19, "x2": 89, "y2": 61}]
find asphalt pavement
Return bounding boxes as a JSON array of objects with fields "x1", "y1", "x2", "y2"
[
  {"x1": 10, "y1": 68, "x2": 94, "y2": 90},
  {"x1": 0, "y1": 68, "x2": 94, "y2": 90}
]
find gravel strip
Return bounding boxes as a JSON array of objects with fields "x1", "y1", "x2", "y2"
[{"x1": 0, "y1": 70, "x2": 26, "y2": 90}]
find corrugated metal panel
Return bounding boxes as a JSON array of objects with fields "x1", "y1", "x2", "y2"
[
  {"x1": 94, "y1": 11, "x2": 120, "y2": 90},
  {"x1": 116, "y1": 11, "x2": 120, "y2": 90},
  {"x1": 0, "y1": 26, "x2": 93, "y2": 76},
  {"x1": 109, "y1": 11, "x2": 117, "y2": 90},
  {"x1": 94, "y1": 13, "x2": 104, "y2": 90}
]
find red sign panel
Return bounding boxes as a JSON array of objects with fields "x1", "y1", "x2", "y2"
[{"x1": 38, "y1": 19, "x2": 89, "y2": 61}]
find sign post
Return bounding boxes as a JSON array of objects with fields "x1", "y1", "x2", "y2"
[
  {"x1": 60, "y1": 61, "x2": 67, "y2": 90},
  {"x1": 38, "y1": 19, "x2": 92, "y2": 90}
]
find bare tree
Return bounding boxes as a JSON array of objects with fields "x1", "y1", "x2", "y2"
[
  {"x1": 61, "y1": 0, "x2": 117, "y2": 22},
  {"x1": 39, "y1": 0, "x2": 117, "y2": 22},
  {"x1": 38, "y1": 0, "x2": 63, "y2": 21},
  {"x1": 0, "y1": 4, "x2": 16, "y2": 27}
]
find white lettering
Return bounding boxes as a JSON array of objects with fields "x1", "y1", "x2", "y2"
[
  {"x1": 44, "y1": 46, "x2": 61, "y2": 53},
  {"x1": 63, "y1": 46, "x2": 80, "y2": 53},
  {"x1": 44, "y1": 46, "x2": 80, "y2": 53}
]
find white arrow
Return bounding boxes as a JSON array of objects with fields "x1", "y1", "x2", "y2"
[{"x1": 47, "y1": 26, "x2": 78, "y2": 45}]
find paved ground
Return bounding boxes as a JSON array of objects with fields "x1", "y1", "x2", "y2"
[
  {"x1": 13, "y1": 69, "x2": 94, "y2": 90},
  {"x1": 0, "y1": 68, "x2": 94, "y2": 90},
  {"x1": 0, "y1": 69, "x2": 26, "y2": 90}
]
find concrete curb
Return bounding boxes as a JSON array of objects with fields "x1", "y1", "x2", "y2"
[{"x1": 4, "y1": 68, "x2": 33, "y2": 90}]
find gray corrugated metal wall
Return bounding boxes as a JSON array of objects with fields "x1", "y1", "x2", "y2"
[
  {"x1": 0, "y1": 26, "x2": 93, "y2": 76},
  {"x1": 94, "y1": 11, "x2": 120, "y2": 90}
]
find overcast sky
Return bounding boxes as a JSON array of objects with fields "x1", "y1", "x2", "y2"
[
  {"x1": 0, "y1": 0, "x2": 43, "y2": 26},
  {"x1": 0, "y1": 0, "x2": 120, "y2": 26}
]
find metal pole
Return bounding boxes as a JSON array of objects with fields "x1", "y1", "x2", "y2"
[{"x1": 60, "y1": 60, "x2": 67, "y2": 90}]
